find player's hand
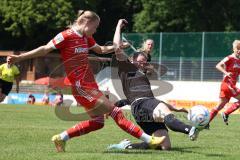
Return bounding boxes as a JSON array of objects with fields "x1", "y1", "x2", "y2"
[
  {"x1": 120, "y1": 42, "x2": 130, "y2": 49},
  {"x1": 9, "y1": 55, "x2": 20, "y2": 63},
  {"x1": 117, "y1": 19, "x2": 128, "y2": 29}
]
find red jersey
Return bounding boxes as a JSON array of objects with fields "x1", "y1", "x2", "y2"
[
  {"x1": 49, "y1": 28, "x2": 103, "y2": 108},
  {"x1": 222, "y1": 55, "x2": 240, "y2": 86},
  {"x1": 50, "y1": 28, "x2": 97, "y2": 87}
]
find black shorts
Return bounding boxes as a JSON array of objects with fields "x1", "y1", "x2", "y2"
[
  {"x1": 137, "y1": 121, "x2": 167, "y2": 135},
  {"x1": 0, "y1": 79, "x2": 13, "y2": 95},
  {"x1": 132, "y1": 98, "x2": 168, "y2": 135}
]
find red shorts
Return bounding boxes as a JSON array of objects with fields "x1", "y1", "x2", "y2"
[
  {"x1": 71, "y1": 82, "x2": 103, "y2": 109},
  {"x1": 219, "y1": 82, "x2": 240, "y2": 99}
]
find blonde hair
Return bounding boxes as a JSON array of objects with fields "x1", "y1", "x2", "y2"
[
  {"x1": 232, "y1": 40, "x2": 240, "y2": 50},
  {"x1": 138, "y1": 39, "x2": 154, "y2": 53},
  {"x1": 69, "y1": 10, "x2": 100, "y2": 28},
  {"x1": 77, "y1": 10, "x2": 100, "y2": 24}
]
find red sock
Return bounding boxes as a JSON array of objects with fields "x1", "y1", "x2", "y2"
[
  {"x1": 66, "y1": 116, "x2": 104, "y2": 138},
  {"x1": 209, "y1": 108, "x2": 219, "y2": 122},
  {"x1": 110, "y1": 107, "x2": 143, "y2": 139},
  {"x1": 224, "y1": 102, "x2": 240, "y2": 115}
]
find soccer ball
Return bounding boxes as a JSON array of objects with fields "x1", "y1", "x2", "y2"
[{"x1": 187, "y1": 105, "x2": 210, "y2": 128}]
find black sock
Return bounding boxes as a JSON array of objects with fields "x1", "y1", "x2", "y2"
[{"x1": 164, "y1": 114, "x2": 191, "y2": 134}]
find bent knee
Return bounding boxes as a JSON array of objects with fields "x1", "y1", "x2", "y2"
[{"x1": 153, "y1": 103, "x2": 172, "y2": 121}]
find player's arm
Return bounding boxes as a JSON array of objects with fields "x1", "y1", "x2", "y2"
[
  {"x1": 216, "y1": 57, "x2": 231, "y2": 77},
  {"x1": 114, "y1": 99, "x2": 130, "y2": 108},
  {"x1": 91, "y1": 43, "x2": 130, "y2": 55},
  {"x1": 113, "y1": 19, "x2": 128, "y2": 61},
  {"x1": 9, "y1": 42, "x2": 54, "y2": 63},
  {"x1": 87, "y1": 56, "x2": 111, "y2": 62},
  {"x1": 91, "y1": 45, "x2": 115, "y2": 54}
]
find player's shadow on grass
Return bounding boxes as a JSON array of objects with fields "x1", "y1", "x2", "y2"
[
  {"x1": 172, "y1": 146, "x2": 227, "y2": 157},
  {"x1": 104, "y1": 150, "x2": 164, "y2": 154},
  {"x1": 205, "y1": 153, "x2": 227, "y2": 157},
  {"x1": 104, "y1": 146, "x2": 201, "y2": 155},
  {"x1": 105, "y1": 146, "x2": 227, "y2": 157}
]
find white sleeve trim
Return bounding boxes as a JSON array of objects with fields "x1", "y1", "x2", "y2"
[
  {"x1": 222, "y1": 57, "x2": 229, "y2": 64},
  {"x1": 49, "y1": 40, "x2": 57, "y2": 49},
  {"x1": 89, "y1": 44, "x2": 98, "y2": 50}
]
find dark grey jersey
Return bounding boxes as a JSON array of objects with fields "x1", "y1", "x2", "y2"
[{"x1": 117, "y1": 60, "x2": 154, "y2": 103}]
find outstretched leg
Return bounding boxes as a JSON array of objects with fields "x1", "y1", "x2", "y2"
[
  {"x1": 126, "y1": 129, "x2": 171, "y2": 150},
  {"x1": 52, "y1": 116, "x2": 104, "y2": 152},
  {"x1": 209, "y1": 97, "x2": 229, "y2": 123},
  {"x1": 153, "y1": 102, "x2": 200, "y2": 141},
  {"x1": 109, "y1": 106, "x2": 165, "y2": 148},
  {"x1": 153, "y1": 103, "x2": 192, "y2": 134},
  {"x1": 222, "y1": 101, "x2": 240, "y2": 125}
]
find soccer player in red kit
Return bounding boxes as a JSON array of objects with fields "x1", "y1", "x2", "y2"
[
  {"x1": 9, "y1": 10, "x2": 165, "y2": 152},
  {"x1": 209, "y1": 40, "x2": 240, "y2": 125}
]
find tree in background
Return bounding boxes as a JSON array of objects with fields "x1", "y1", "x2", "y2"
[
  {"x1": 0, "y1": 0, "x2": 75, "y2": 50},
  {"x1": 1, "y1": 0, "x2": 240, "y2": 50},
  {"x1": 0, "y1": 0, "x2": 140, "y2": 51},
  {"x1": 133, "y1": 0, "x2": 240, "y2": 32}
]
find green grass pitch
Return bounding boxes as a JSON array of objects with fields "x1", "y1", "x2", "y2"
[{"x1": 0, "y1": 104, "x2": 240, "y2": 160}]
